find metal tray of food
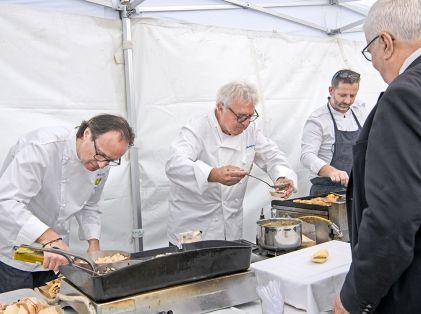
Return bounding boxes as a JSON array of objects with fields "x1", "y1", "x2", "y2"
[
  {"x1": 59, "y1": 240, "x2": 252, "y2": 302},
  {"x1": 271, "y1": 191, "x2": 346, "y2": 211}
]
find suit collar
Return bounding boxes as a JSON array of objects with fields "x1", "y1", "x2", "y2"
[{"x1": 399, "y1": 48, "x2": 421, "y2": 74}]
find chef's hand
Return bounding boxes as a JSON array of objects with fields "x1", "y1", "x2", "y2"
[
  {"x1": 208, "y1": 165, "x2": 247, "y2": 186},
  {"x1": 87, "y1": 238, "x2": 100, "y2": 253},
  {"x1": 37, "y1": 228, "x2": 70, "y2": 272},
  {"x1": 275, "y1": 177, "x2": 296, "y2": 198},
  {"x1": 42, "y1": 239, "x2": 70, "y2": 272},
  {"x1": 333, "y1": 295, "x2": 350, "y2": 314},
  {"x1": 319, "y1": 165, "x2": 349, "y2": 187}
]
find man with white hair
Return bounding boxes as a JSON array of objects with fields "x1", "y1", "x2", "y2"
[
  {"x1": 165, "y1": 81, "x2": 297, "y2": 245},
  {"x1": 333, "y1": 0, "x2": 421, "y2": 313}
]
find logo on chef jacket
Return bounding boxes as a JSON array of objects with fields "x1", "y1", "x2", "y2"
[
  {"x1": 95, "y1": 173, "x2": 106, "y2": 186},
  {"x1": 246, "y1": 144, "x2": 255, "y2": 149}
]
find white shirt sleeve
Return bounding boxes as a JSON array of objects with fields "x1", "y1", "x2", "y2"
[
  {"x1": 300, "y1": 116, "x2": 329, "y2": 175},
  {"x1": 0, "y1": 144, "x2": 51, "y2": 245},
  {"x1": 165, "y1": 125, "x2": 211, "y2": 195}
]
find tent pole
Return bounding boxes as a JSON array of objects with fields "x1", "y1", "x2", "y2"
[{"x1": 121, "y1": 5, "x2": 144, "y2": 251}]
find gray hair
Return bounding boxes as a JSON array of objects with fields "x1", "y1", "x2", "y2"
[
  {"x1": 216, "y1": 81, "x2": 259, "y2": 108},
  {"x1": 364, "y1": 0, "x2": 421, "y2": 42}
]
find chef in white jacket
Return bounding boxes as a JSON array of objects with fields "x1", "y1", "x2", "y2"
[
  {"x1": 166, "y1": 81, "x2": 297, "y2": 245},
  {"x1": 0, "y1": 114, "x2": 135, "y2": 292}
]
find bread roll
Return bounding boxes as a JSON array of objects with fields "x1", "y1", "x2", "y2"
[{"x1": 311, "y1": 249, "x2": 329, "y2": 263}]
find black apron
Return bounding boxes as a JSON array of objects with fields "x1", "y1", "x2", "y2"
[{"x1": 310, "y1": 102, "x2": 362, "y2": 196}]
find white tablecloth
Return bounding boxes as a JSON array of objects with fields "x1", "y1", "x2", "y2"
[
  {"x1": 251, "y1": 240, "x2": 351, "y2": 314},
  {"x1": 210, "y1": 300, "x2": 308, "y2": 314}
]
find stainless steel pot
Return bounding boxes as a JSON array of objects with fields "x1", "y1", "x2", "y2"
[
  {"x1": 256, "y1": 218, "x2": 302, "y2": 251},
  {"x1": 256, "y1": 216, "x2": 343, "y2": 251}
]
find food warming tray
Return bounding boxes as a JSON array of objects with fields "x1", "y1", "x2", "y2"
[
  {"x1": 271, "y1": 191, "x2": 346, "y2": 212},
  {"x1": 59, "y1": 240, "x2": 252, "y2": 302}
]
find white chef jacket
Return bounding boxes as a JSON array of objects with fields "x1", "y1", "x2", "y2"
[
  {"x1": 0, "y1": 126, "x2": 109, "y2": 271},
  {"x1": 300, "y1": 100, "x2": 367, "y2": 177},
  {"x1": 166, "y1": 110, "x2": 297, "y2": 244}
]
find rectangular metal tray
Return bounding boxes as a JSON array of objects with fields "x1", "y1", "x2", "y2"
[
  {"x1": 271, "y1": 191, "x2": 346, "y2": 212},
  {"x1": 60, "y1": 240, "x2": 252, "y2": 302}
]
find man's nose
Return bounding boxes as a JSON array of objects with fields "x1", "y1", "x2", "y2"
[
  {"x1": 240, "y1": 119, "x2": 251, "y2": 128},
  {"x1": 343, "y1": 96, "x2": 353, "y2": 104},
  {"x1": 97, "y1": 160, "x2": 109, "y2": 169}
]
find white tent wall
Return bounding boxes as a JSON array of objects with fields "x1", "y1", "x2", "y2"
[
  {"x1": 132, "y1": 18, "x2": 386, "y2": 249},
  {"x1": 0, "y1": 1, "x2": 387, "y2": 252},
  {"x1": 0, "y1": 5, "x2": 136, "y2": 253}
]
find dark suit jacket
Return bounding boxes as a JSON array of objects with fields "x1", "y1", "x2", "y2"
[{"x1": 341, "y1": 54, "x2": 421, "y2": 313}]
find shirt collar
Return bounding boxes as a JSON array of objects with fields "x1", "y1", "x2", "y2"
[
  {"x1": 209, "y1": 109, "x2": 242, "y2": 150},
  {"x1": 399, "y1": 48, "x2": 421, "y2": 74}
]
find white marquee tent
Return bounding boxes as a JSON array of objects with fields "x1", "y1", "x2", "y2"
[{"x1": 0, "y1": 0, "x2": 385, "y2": 252}]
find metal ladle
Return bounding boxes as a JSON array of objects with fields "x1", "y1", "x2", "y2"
[{"x1": 246, "y1": 174, "x2": 287, "y2": 190}]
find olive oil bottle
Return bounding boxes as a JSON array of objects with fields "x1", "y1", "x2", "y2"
[{"x1": 13, "y1": 246, "x2": 44, "y2": 264}]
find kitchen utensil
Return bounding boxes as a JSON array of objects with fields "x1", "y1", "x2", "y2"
[
  {"x1": 271, "y1": 191, "x2": 348, "y2": 242},
  {"x1": 257, "y1": 218, "x2": 303, "y2": 251},
  {"x1": 59, "y1": 240, "x2": 252, "y2": 302},
  {"x1": 247, "y1": 174, "x2": 287, "y2": 190},
  {"x1": 298, "y1": 215, "x2": 343, "y2": 238},
  {"x1": 13, "y1": 245, "x2": 129, "y2": 274},
  {"x1": 256, "y1": 216, "x2": 342, "y2": 251}
]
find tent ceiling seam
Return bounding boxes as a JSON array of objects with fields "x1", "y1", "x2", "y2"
[{"x1": 222, "y1": 0, "x2": 328, "y2": 33}]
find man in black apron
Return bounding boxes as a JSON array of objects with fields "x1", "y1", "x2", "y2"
[{"x1": 301, "y1": 69, "x2": 366, "y2": 196}]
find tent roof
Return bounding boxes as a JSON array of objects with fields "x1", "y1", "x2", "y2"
[
  {"x1": 133, "y1": 0, "x2": 376, "y2": 40},
  {"x1": 3, "y1": 0, "x2": 375, "y2": 40}
]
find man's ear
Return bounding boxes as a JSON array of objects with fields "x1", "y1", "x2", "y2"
[
  {"x1": 328, "y1": 86, "x2": 334, "y2": 96},
  {"x1": 380, "y1": 32, "x2": 395, "y2": 60},
  {"x1": 84, "y1": 127, "x2": 92, "y2": 140}
]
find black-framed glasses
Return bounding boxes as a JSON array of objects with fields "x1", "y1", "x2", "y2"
[
  {"x1": 93, "y1": 138, "x2": 121, "y2": 166},
  {"x1": 361, "y1": 35, "x2": 380, "y2": 61},
  {"x1": 332, "y1": 70, "x2": 360, "y2": 81},
  {"x1": 227, "y1": 107, "x2": 259, "y2": 123}
]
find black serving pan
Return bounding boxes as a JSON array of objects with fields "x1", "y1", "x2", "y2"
[
  {"x1": 59, "y1": 240, "x2": 252, "y2": 302},
  {"x1": 271, "y1": 191, "x2": 346, "y2": 211}
]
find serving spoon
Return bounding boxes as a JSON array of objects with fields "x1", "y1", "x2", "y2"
[{"x1": 246, "y1": 174, "x2": 287, "y2": 190}]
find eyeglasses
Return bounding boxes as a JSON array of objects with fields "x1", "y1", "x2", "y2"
[
  {"x1": 93, "y1": 138, "x2": 121, "y2": 166},
  {"x1": 361, "y1": 35, "x2": 380, "y2": 61},
  {"x1": 227, "y1": 107, "x2": 259, "y2": 123},
  {"x1": 332, "y1": 70, "x2": 360, "y2": 81}
]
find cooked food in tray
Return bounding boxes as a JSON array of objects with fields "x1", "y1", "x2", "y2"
[
  {"x1": 94, "y1": 252, "x2": 128, "y2": 264},
  {"x1": 293, "y1": 193, "x2": 340, "y2": 206}
]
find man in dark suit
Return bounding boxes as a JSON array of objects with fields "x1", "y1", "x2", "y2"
[{"x1": 333, "y1": 0, "x2": 421, "y2": 313}]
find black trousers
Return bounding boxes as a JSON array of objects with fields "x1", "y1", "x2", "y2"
[{"x1": 0, "y1": 260, "x2": 58, "y2": 293}]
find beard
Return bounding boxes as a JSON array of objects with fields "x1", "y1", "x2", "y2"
[{"x1": 330, "y1": 97, "x2": 351, "y2": 113}]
